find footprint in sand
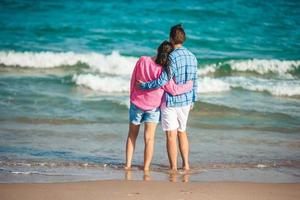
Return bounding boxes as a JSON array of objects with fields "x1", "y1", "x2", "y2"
[
  {"x1": 127, "y1": 192, "x2": 140, "y2": 196},
  {"x1": 180, "y1": 190, "x2": 192, "y2": 195}
]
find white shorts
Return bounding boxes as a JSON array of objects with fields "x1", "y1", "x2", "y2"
[{"x1": 160, "y1": 102, "x2": 191, "y2": 132}]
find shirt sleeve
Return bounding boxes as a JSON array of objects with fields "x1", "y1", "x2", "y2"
[
  {"x1": 162, "y1": 80, "x2": 193, "y2": 96},
  {"x1": 140, "y1": 58, "x2": 176, "y2": 90},
  {"x1": 192, "y1": 58, "x2": 198, "y2": 102},
  {"x1": 130, "y1": 58, "x2": 141, "y2": 95},
  {"x1": 140, "y1": 70, "x2": 170, "y2": 90}
]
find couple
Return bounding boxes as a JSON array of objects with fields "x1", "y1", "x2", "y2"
[{"x1": 125, "y1": 24, "x2": 198, "y2": 172}]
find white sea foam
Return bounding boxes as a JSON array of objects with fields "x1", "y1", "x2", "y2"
[
  {"x1": 11, "y1": 171, "x2": 35, "y2": 175},
  {"x1": 72, "y1": 74, "x2": 130, "y2": 93},
  {"x1": 2, "y1": 51, "x2": 299, "y2": 78},
  {"x1": 198, "y1": 59, "x2": 300, "y2": 77},
  {"x1": 2, "y1": 51, "x2": 299, "y2": 96},
  {"x1": 73, "y1": 74, "x2": 232, "y2": 94},
  {"x1": 198, "y1": 77, "x2": 231, "y2": 93},
  {"x1": 73, "y1": 74, "x2": 300, "y2": 97},
  {"x1": 198, "y1": 64, "x2": 216, "y2": 76},
  {"x1": 0, "y1": 51, "x2": 138, "y2": 76},
  {"x1": 228, "y1": 59, "x2": 300, "y2": 77},
  {"x1": 248, "y1": 81, "x2": 300, "y2": 97},
  {"x1": 225, "y1": 76, "x2": 300, "y2": 97},
  {"x1": 196, "y1": 76, "x2": 300, "y2": 96},
  {"x1": 256, "y1": 164, "x2": 267, "y2": 168}
]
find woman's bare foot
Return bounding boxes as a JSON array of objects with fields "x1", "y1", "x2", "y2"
[
  {"x1": 169, "y1": 169, "x2": 178, "y2": 182},
  {"x1": 183, "y1": 165, "x2": 190, "y2": 171}
]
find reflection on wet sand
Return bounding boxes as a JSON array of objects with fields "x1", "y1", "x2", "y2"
[
  {"x1": 169, "y1": 170, "x2": 190, "y2": 183},
  {"x1": 143, "y1": 170, "x2": 151, "y2": 181},
  {"x1": 125, "y1": 169, "x2": 132, "y2": 180},
  {"x1": 124, "y1": 169, "x2": 151, "y2": 181},
  {"x1": 124, "y1": 169, "x2": 190, "y2": 182}
]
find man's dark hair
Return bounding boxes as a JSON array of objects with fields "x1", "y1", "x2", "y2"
[{"x1": 169, "y1": 24, "x2": 186, "y2": 45}]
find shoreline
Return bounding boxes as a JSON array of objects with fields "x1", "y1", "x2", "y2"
[
  {"x1": 1, "y1": 163, "x2": 299, "y2": 184},
  {"x1": 1, "y1": 180, "x2": 299, "y2": 200}
]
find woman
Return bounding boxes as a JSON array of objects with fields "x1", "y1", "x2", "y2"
[{"x1": 125, "y1": 41, "x2": 193, "y2": 171}]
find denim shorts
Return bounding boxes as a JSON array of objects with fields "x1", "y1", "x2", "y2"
[{"x1": 129, "y1": 103, "x2": 160, "y2": 125}]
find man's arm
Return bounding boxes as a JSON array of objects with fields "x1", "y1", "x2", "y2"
[
  {"x1": 139, "y1": 58, "x2": 176, "y2": 90},
  {"x1": 139, "y1": 70, "x2": 171, "y2": 90},
  {"x1": 192, "y1": 59, "x2": 198, "y2": 102}
]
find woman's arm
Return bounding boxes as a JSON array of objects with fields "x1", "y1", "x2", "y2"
[
  {"x1": 130, "y1": 58, "x2": 142, "y2": 95},
  {"x1": 162, "y1": 79, "x2": 193, "y2": 96}
]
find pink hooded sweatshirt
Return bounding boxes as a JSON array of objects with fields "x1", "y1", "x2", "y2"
[{"x1": 130, "y1": 56, "x2": 193, "y2": 111}]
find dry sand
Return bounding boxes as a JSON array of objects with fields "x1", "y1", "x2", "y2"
[{"x1": 1, "y1": 180, "x2": 299, "y2": 200}]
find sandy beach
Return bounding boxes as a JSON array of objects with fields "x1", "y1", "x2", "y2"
[{"x1": 0, "y1": 180, "x2": 299, "y2": 200}]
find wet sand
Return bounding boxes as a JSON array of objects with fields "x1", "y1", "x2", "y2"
[{"x1": 1, "y1": 180, "x2": 299, "y2": 200}]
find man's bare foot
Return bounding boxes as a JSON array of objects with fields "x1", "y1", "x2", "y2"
[
  {"x1": 124, "y1": 166, "x2": 131, "y2": 170},
  {"x1": 143, "y1": 170, "x2": 151, "y2": 181},
  {"x1": 143, "y1": 166, "x2": 150, "y2": 171}
]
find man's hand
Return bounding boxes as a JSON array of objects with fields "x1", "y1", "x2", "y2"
[
  {"x1": 190, "y1": 103, "x2": 194, "y2": 111},
  {"x1": 135, "y1": 80, "x2": 144, "y2": 89}
]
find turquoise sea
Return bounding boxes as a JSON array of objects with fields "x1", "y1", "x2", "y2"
[{"x1": 0, "y1": 0, "x2": 299, "y2": 183}]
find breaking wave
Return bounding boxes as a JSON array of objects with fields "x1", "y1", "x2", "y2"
[
  {"x1": 1, "y1": 51, "x2": 299, "y2": 97},
  {"x1": 0, "y1": 50, "x2": 137, "y2": 75},
  {"x1": 199, "y1": 59, "x2": 300, "y2": 78}
]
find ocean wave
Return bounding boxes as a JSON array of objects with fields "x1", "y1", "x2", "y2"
[
  {"x1": 198, "y1": 76, "x2": 300, "y2": 97},
  {"x1": 0, "y1": 51, "x2": 138, "y2": 76},
  {"x1": 2, "y1": 51, "x2": 299, "y2": 79},
  {"x1": 72, "y1": 74, "x2": 300, "y2": 97},
  {"x1": 198, "y1": 77, "x2": 231, "y2": 93},
  {"x1": 72, "y1": 74, "x2": 130, "y2": 93},
  {"x1": 242, "y1": 81, "x2": 300, "y2": 97},
  {"x1": 72, "y1": 74, "x2": 231, "y2": 94},
  {"x1": 1, "y1": 51, "x2": 299, "y2": 97},
  {"x1": 199, "y1": 59, "x2": 300, "y2": 78},
  {"x1": 229, "y1": 59, "x2": 300, "y2": 76},
  {"x1": 225, "y1": 77, "x2": 300, "y2": 97}
]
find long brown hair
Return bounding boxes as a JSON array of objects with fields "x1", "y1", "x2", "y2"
[{"x1": 155, "y1": 41, "x2": 173, "y2": 79}]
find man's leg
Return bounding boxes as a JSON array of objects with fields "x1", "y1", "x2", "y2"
[
  {"x1": 125, "y1": 123, "x2": 140, "y2": 169},
  {"x1": 178, "y1": 130, "x2": 190, "y2": 170},
  {"x1": 161, "y1": 102, "x2": 178, "y2": 171},
  {"x1": 166, "y1": 130, "x2": 178, "y2": 171},
  {"x1": 177, "y1": 104, "x2": 191, "y2": 170},
  {"x1": 143, "y1": 122, "x2": 157, "y2": 171}
]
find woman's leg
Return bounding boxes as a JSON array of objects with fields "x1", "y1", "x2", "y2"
[
  {"x1": 143, "y1": 122, "x2": 157, "y2": 171},
  {"x1": 125, "y1": 122, "x2": 140, "y2": 169}
]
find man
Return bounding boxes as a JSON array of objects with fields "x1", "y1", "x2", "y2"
[{"x1": 138, "y1": 24, "x2": 198, "y2": 171}]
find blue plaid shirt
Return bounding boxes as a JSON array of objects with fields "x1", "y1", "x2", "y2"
[{"x1": 140, "y1": 46, "x2": 198, "y2": 107}]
